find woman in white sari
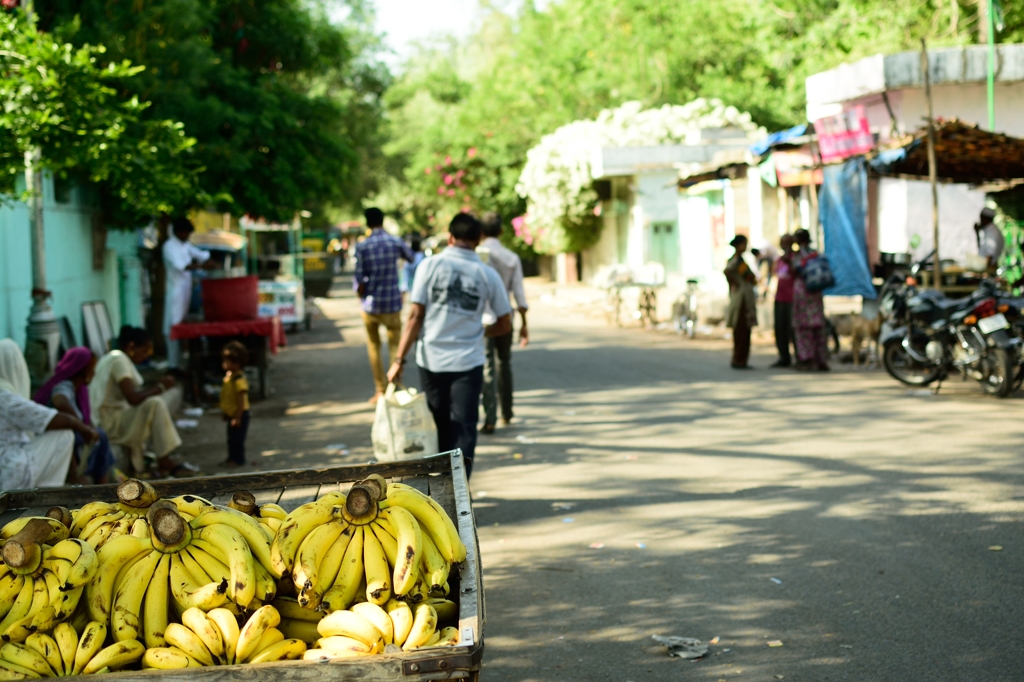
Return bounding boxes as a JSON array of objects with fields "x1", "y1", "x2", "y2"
[
  {"x1": 0, "y1": 339, "x2": 96, "y2": 489},
  {"x1": 90, "y1": 327, "x2": 198, "y2": 477}
]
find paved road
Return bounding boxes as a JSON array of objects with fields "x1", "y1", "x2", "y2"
[{"x1": 179, "y1": 280, "x2": 1024, "y2": 681}]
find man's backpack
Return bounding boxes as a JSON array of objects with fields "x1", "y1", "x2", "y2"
[{"x1": 801, "y1": 254, "x2": 835, "y2": 293}]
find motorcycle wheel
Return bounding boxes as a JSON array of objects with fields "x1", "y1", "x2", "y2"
[
  {"x1": 883, "y1": 338, "x2": 941, "y2": 386},
  {"x1": 980, "y1": 347, "x2": 1014, "y2": 398}
]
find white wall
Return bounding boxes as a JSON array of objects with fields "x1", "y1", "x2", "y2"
[{"x1": 877, "y1": 178, "x2": 986, "y2": 262}]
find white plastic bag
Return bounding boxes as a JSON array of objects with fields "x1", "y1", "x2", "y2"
[{"x1": 372, "y1": 384, "x2": 438, "y2": 462}]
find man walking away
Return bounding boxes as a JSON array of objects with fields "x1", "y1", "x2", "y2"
[
  {"x1": 387, "y1": 213, "x2": 512, "y2": 478},
  {"x1": 478, "y1": 213, "x2": 529, "y2": 434},
  {"x1": 354, "y1": 207, "x2": 414, "y2": 404},
  {"x1": 771, "y1": 234, "x2": 796, "y2": 367},
  {"x1": 163, "y1": 217, "x2": 210, "y2": 369}
]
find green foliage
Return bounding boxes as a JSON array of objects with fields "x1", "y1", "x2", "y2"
[
  {"x1": 0, "y1": 10, "x2": 196, "y2": 223},
  {"x1": 377, "y1": 0, "x2": 987, "y2": 253}
]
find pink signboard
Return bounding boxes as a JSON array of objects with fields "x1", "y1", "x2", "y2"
[{"x1": 815, "y1": 105, "x2": 875, "y2": 164}]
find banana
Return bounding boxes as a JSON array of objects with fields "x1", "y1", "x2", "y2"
[
  {"x1": 186, "y1": 547, "x2": 229, "y2": 585},
  {"x1": 142, "y1": 647, "x2": 201, "y2": 669},
  {"x1": 242, "y1": 627, "x2": 284, "y2": 662},
  {"x1": 406, "y1": 574, "x2": 429, "y2": 604},
  {"x1": 269, "y1": 493, "x2": 346, "y2": 578},
  {"x1": 418, "y1": 528, "x2": 450, "y2": 591},
  {"x1": 69, "y1": 603, "x2": 89, "y2": 636},
  {"x1": 278, "y1": 618, "x2": 321, "y2": 645},
  {"x1": 385, "y1": 599, "x2": 413, "y2": 647},
  {"x1": 0, "y1": 575, "x2": 23, "y2": 621},
  {"x1": 323, "y1": 527, "x2": 363, "y2": 612},
  {"x1": 370, "y1": 518, "x2": 398, "y2": 559},
  {"x1": 0, "y1": 643, "x2": 53, "y2": 677},
  {"x1": 316, "y1": 609, "x2": 383, "y2": 649},
  {"x1": 129, "y1": 518, "x2": 150, "y2": 539},
  {"x1": 308, "y1": 527, "x2": 352, "y2": 606},
  {"x1": 0, "y1": 517, "x2": 69, "y2": 544},
  {"x1": 426, "y1": 598, "x2": 458, "y2": 623},
  {"x1": 168, "y1": 495, "x2": 214, "y2": 518},
  {"x1": 179, "y1": 548, "x2": 213, "y2": 584},
  {"x1": 402, "y1": 603, "x2": 438, "y2": 650},
  {"x1": 82, "y1": 639, "x2": 145, "y2": 674},
  {"x1": 1, "y1": 576, "x2": 37, "y2": 639},
  {"x1": 24, "y1": 633, "x2": 62, "y2": 676},
  {"x1": 52, "y1": 623, "x2": 77, "y2": 677},
  {"x1": 253, "y1": 559, "x2": 277, "y2": 602},
  {"x1": 110, "y1": 549, "x2": 161, "y2": 642},
  {"x1": 85, "y1": 534, "x2": 152, "y2": 622},
  {"x1": 248, "y1": 637, "x2": 306, "y2": 664},
  {"x1": 302, "y1": 647, "x2": 370, "y2": 660},
  {"x1": 41, "y1": 557, "x2": 72, "y2": 588},
  {"x1": 386, "y1": 486, "x2": 465, "y2": 563},
  {"x1": 271, "y1": 598, "x2": 323, "y2": 623},
  {"x1": 384, "y1": 506, "x2": 422, "y2": 596},
  {"x1": 143, "y1": 554, "x2": 171, "y2": 649},
  {"x1": 62, "y1": 539, "x2": 99, "y2": 590},
  {"x1": 0, "y1": 659, "x2": 41, "y2": 678},
  {"x1": 361, "y1": 529, "x2": 391, "y2": 606},
  {"x1": 164, "y1": 623, "x2": 215, "y2": 667},
  {"x1": 207, "y1": 608, "x2": 240, "y2": 665},
  {"x1": 260, "y1": 517, "x2": 282, "y2": 534},
  {"x1": 433, "y1": 625, "x2": 460, "y2": 647},
  {"x1": 292, "y1": 521, "x2": 345, "y2": 606},
  {"x1": 72, "y1": 621, "x2": 107, "y2": 675},
  {"x1": 351, "y1": 602, "x2": 393, "y2": 645},
  {"x1": 69, "y1": 501, "x2": 118, "y2": 536},
  {"x1": 182, "y1": 608, "x2": 225, "y2": 664},
  {"x1": 191, "y1": 509, "x2": 274, "y2": 574},
  {"x1": 315, "y1": 635, "x2": 374, "y2": 654},
  {"x1": 259, "y1": 504, "x2": 287, "y2": 520},
  {"x1": 169, "y1": 554, "x2": 229, "y2": 613},
  {"x1": 5, "y1": 544, "x2": 41, "y2": 577},
  {"x1": 194, "y1": 524, "x2": 256, "y2": 607},
  {"x1": 46, "y1": 537, "x2": 82, "y2": 564},
  {"x1": 234, "y1": 605, "x2": 280, "y2": 664},
  {"x1": 2, "y1": 577, "x2": 49, "y2": 641},
  {"x1": 79, "y1": 511, "x2": 125, "y2": 545}
]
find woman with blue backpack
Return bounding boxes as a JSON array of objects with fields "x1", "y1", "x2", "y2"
[{"x1": 792, "y1": 228, "x2": 831, "y2": 371}]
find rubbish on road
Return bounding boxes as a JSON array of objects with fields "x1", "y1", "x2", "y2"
[
  {"x1": 512, "y1": 453, "x2": 524, "y2": 459},
  {"x1": 840, "y1": 644, "x2": 853, "y2": 649},
  {"x1": 775, "y1": 675, "x2": 785, "y2": 679},
  {"x1": 625, "y1": 454, "x2": 639, "y2": 460},
  {"x1": 709, "y1": 637, "x2": 720, "y2": 645},
  {"x1": 174, "y1": 418, "x2": 199, "y2": 429},
  {"x1": 476, "y1": 491, "x2": 488, "y2": 498},
  {"x1": 906, "y1": 389, "x2": 932, "y2": 396},
  {"x1": 552, "y1": 502, "x2": 575, "y2": 509},
  {"x1": 989, "y1": 545, "x2": 1003, "y2": 551},
  {"x1": 515, "y1": 435, "x2": 536, "y2": 443},
  {"x1": 325, "y1": 442, "x2": 347, "y2": 451},
  {"x1": 182, "y1": 407, "x2": 204, "y2": 417},
  {"x1": 563, "y1": 517, "x2": 575, "y2": 523},
  {"x1": 770, "y1": 577, "x2": 783, "y2": 584},
  {"x1": 635, "y1": 542, "x2": 646, "y2": 548},
  {"x1": 589, "y1": 542, "x2": 605, "y2": 549},
  {"x1": 564, "y1": 410, "x2": 576, "y2": 415},
  {"x1": 767, "y1": 640, "x2": 784, "y2": 647},
  {"x1": 651, "y1": 635, "x2": 709, "y2": 660}
]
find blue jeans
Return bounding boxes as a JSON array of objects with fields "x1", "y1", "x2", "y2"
[
  {"x1": 227, "y1": 411, "x2": 250, "y2": 465},
  {"x1": 76, "y1": 428, "x2": 115, "y2": 482},
  {"x1": 419, "y1": 365, "x2": 484, "y2": 478}
]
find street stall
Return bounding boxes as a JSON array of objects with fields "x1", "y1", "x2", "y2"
[
  {"x1": 241, "y1": 216, "x2": 312, "y2": 332},
  {"x1": 0, "y1": 450, "x2": 484, "y2": 681}
]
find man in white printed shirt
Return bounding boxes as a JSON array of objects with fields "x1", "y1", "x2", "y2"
[
  {"x1": 162, "y1": 217, "x2": 211, "y2": 369},
  {"x1": 478, "y1": 213, "x2": 529, "y2": 434}
]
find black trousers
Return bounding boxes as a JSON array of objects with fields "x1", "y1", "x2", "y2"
[
  {"x1": 482, "y1": 330, "x2": 514, "y2": 426},
  {"x1": 774, "y1": 301, "x2": 794, "y2": 365},
  {"x1": 227, "y1": 410, "x2": 250, "y2": 464},
  {"x1": 420, "y1": 365, "x2": 484, "y2": 477}
]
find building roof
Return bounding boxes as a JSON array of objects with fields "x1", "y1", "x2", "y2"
[
  {"x1": 806, "y1": 44, "x2": 1024, "y2": 108},
  {"x1": 868, "y1": 119, "x2": 1024, "y2": 183}
]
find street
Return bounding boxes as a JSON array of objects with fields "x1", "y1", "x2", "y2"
[{"x1": 181, "y1": 280, "x2": 1024, "y2": 681}]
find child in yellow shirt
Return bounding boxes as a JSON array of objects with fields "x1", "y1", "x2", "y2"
[{"x1": 220, "y1": 341, "x2": 250, "y2": 467}]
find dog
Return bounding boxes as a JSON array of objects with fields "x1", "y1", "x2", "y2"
[{"x1": 828, "y1": 313, "x2": 882, "y2": 366}]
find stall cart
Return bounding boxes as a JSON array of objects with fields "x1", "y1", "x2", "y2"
[
  {"x1": 0, "y1": 450, "x2": 484, "y2": 681},
  {"x1": 241, "y1": 217, "x2": 313, "y2": 332}
]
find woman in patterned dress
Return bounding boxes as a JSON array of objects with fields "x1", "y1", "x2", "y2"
[{"x1": 792, "y1": 229, "x2": 830, "y2": 371}]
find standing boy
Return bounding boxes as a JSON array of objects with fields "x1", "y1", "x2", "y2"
[
  {"x1": 386, "y1": 213, "x2": 512, "y2": 477},
  {"x1": 220, "y1": 341, "x2": 250, "y2": 468}
]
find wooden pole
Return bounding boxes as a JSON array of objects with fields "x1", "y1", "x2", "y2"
[{"x1": 921, "y1": 39, "x2": 941, "y2": 293}]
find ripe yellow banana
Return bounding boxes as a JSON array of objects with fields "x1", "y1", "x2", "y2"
[
  {"x1": 182, "y1": 608, "x2": 225, "y2": 664},
  {"x1": 81, "y1": 639, "x2": 145, "y2": 674},
  {"x1": 5, "y1": 543, "x2": 42, "y2": 577},
  {"x1": 253, "y1": 558, "x2": 277, "y2": 602},
  {"x1": 207, "y1": 608, "x2": 240, "y2": 665},
  {"x1": 370, "y1": 517, "x2": 398, "y2": 556},
  {"x1": 269, "y1": 493, "x2": 346, "y2": 578},
  {"x1": 315, "y1": 635, "x2": 374, "y2": 654},
  {"x1": 79, "y1": 511, "x2": 125, "y2": 545},
  {"x1": 323, "y1": 527, "x2": 363, "y2": 612},
  {"x1": 69, "y1": 501, "x2": 119, "y2": 536},
  {"x1": 52, "y1": 622, "x2": 77, "y2": 676},
  {"x1": 242, "y1": 627, "x2": 284, "y2": 662},
  {"x1": 0, "y1": 577, "x2": 37, "y2": 638},
  {"x1": 129, "y1": 518, "x2": 150, "y2": 539},
  {"x1": 72, "y1": 621, "x2": 107, "y2": 675},
  {"x1": 361, "y1": 530, "x2": 391, "y2": 606},
  {"x1": 47, "y1": 537, "x2": 83, "y2": 564},
  {"x1": 384, "y1": 506, "x2": 422, "y2": 596},
  {"x1": 386, "y1": 486, "x2": 466, "y2": 563},
  {"x1": 143, "y1": 554, "x2": 171, "y2": 649},
  {"x1": 0, "y1": 517, "x2": 69, "y2": 544},
  {"x1": 248, "y1": 637, "x2": 306, "y2": 664},
  {"x1": 42, "y1": 557, "x2": 72, "y2": 587},
  {"x1": 179, "y1": 548, "x2": 213, "y2": 584},
  {"x1": 418, "y1": 529, "x2": 450, "y2": 590},
  {"x1": 351, "y1": 602, "x2": 394, "y2": 645},
  {"x1": 234, "y1": 605, "x2": 280, "y2": 664},
  {"x1": 190, "y1": 509, "x2": 274, "y2": 574},
  {"x1": 24, "y1": 633, "x2": 62, "y2": 676},
  {"x1": 316, "y1": 609, "x2": 383, "y2": 649},
  {"x1": 402, "y1": 603, "x2": 438, "y2": 650},
  {"x1": 0, "y1": 642, "x2": 53, "y2": 677},
  {"x1": 292, "y1": 521, "x2": 345, "y2": 606},
  {"x1": 194, "y1": 524, "x2": 256, "y2": 607},
  {"x1": 169, "y1": 554, "x2": 229, "y2": 613},
  {"x1": 141, "y1": 647, "x2": 201, "y2": 670},
  {"x1": 164, "y1": 623, "x2": 215, "y2": 667},
  {"x1": 85, "y1": 534, "x2": 152, "y2": 622},
  {"x1": 0, "y1": 574, "x2": 23, "y2": 620},
  {"x1": 434, "y1": 626, "x2": 460, "y2": 646},
  {"x1": 303, "y1": 647, "x2": 371, "y2": 660},
  {"x1": 168, "y1": 495, "x2": 214, "y2": 518},
  {"x1": 309, "y1": 527, "x2": 353, "y2": 604},
  {"x1": 0, "y1": 659, "x2": 41, "y2": 679},
  {"x1": 186, "y1": 546, "x2": 229, "y2": 585},
  {"x1": 260, "y1": 517, "x2": 282, "y2": 534},
  {"x1": 278, "y1": 618, "x2": 321, "y2": 644},
  {"x1": 62, "y1": 539, "x2": 99, "y2": 590},
  {"x1": 110, "y1": 549, "x2": 161, "y2": 642},
  {"x1": 272, "y1": 597, "x2": 323, "y2": 623},
  {"x1": 426, "y1": 597, "x2": 458, "y2": 623},
  {"x1": 385, "y1": 599, "x2": 413, "y2": 647},
  {"x1": 258, "y1": 503, "x2": 287, "y2": 521}
]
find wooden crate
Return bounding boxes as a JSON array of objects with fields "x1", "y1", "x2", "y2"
[{"x1": 0, "y1": 451, "x2": 484, "y2": 681}]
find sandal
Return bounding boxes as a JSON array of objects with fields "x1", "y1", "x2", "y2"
[{"x1": 167, "y1": 462, "x2": 201, "y2": 478}]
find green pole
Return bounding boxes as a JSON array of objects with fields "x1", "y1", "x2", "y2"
[{"x1": 988, "y1": 0, "x2": 996, "y2": 131}]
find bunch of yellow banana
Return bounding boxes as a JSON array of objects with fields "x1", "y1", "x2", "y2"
[
  {"x1": 270, "y1": 476, "x2": 466, "y2": 616},
  {"x1": 141, "y1": 605, "x2": 306, "y2": 669},
  {"x1": 0, "y1": 621, "x2": 143, "y2": 677},
  {"x1": 69, "y1": 479, "x2": 161, "y2": 549},
  {"x1": 303, "y1": 600, "x2": 459, "y2": 660},
  {"x1": 0, "y1": 517, "x2": 97, "y2": 643}
]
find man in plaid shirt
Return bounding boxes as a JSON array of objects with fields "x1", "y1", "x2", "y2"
[{"x1": 353, "y1": 207, "x2": 414, "y2": 402}]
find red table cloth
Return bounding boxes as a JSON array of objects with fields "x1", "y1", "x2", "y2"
[{"x1": 170, "y1": 316, "x2": 286, "y2": 354}]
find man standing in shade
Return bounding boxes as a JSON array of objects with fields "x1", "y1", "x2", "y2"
[
  {"x1": 478, "y1": 213, "x2": 528, "y2": 434},
  {"x1": 354, "y1": 207, "x2": 414, "y2": 404},
  {"x1": 162, "y1": 217, "x2": 210, "y2": 370},
  {"x1": 387, "y1": 213, "x2": 511, "y2": 477}
]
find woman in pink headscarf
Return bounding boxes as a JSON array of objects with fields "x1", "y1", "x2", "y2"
[{"x1": 33, "y1": 347, "x2": 117, "y2": 484}]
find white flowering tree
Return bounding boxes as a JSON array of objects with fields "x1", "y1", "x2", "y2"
[{"x1": 514, "y1": 99, "x2": 763, "y2": 254}]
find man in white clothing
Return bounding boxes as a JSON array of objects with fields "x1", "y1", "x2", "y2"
[
  {"x1": 162, "y1": 217, "x2": 210, "y2": 369},
  {"x1": 974, "y1": 207, "x2": 1004, "y2": 270},
  {"x1": 478, "y1": 213, "x2": 528, "y2": 434}
]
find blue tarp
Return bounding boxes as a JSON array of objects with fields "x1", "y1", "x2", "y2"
[
  {"x1": 819, "y1": 157, "x2": 877, "y2": 299},
  {"x1": 749, "y1": 124, "x2": 808, "y2": 157}
]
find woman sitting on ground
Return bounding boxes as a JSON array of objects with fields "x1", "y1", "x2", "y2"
[
  {"x1": 32, "y1": 347, "x2": 118, "y2": 484},
  {"x1": 89, "y1": 326, "x2": 200, "y2": 478},
  {"x1": 0, "y1": 339, "x2": 96, "y2": 489}
]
